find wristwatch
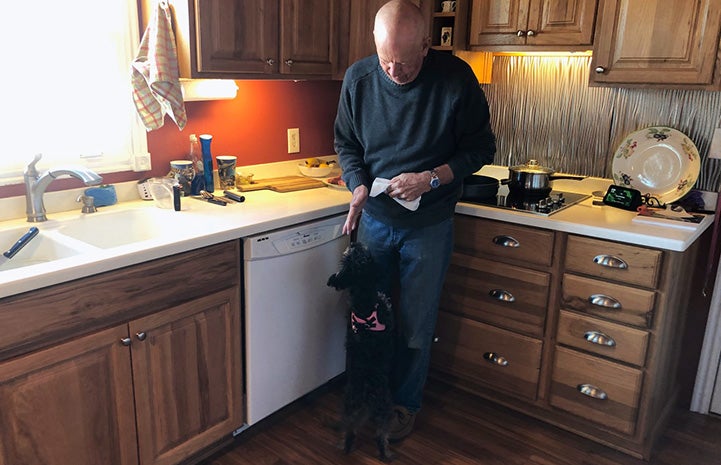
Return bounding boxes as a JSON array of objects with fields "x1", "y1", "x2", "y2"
[{"x1": 429, "y1": 169, "x2": 441, "y2": 189}]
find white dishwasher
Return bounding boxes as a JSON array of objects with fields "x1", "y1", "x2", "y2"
[{"x1": 243, "y1": 214, "x2": 349, "y2": 425}]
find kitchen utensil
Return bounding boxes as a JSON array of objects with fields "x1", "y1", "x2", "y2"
[
  {"x1": 200, "y1": 190, "x2": 228, "y2": 205},
  {"x1": 611, "y1": 126, "x2": 700, "y2": 204},
  {"x1": 461, "y1": 175, "x2": 500, "y2": 200},
  {"x1": 506, "y1": 159, "x2": 585, "y2": 196},
  {"x1": 223, "y1": 190, "x2": 246, "y2": 202},
  {"x1": 1, "y1": 227, "x2": 39, "y2": 265}
]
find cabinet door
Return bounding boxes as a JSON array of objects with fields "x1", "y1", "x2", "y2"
[
  {"x1": 591, "y1": 0, "x2": 721, "y2": 87},
  {"x1": 470, "y1": 0, "x2": 530, "y2": 46},
  {"x1": 195, "y1": 0, "x2": 279, "y2": 75},
  {"x1": 131, "y1": 288, "x2": 243, "y2": 465},
  {"x1": 0, "y1": 326, "x2": 137, "y2": 465},
  {"x1": 526, "y1": 0, "x2": 597, "y2": 45},
  {"x1": 347, "y1": 0, "x2": 390, "y2": 65},
  {"x1": 280, "y1": 0, "x2": 339, "y2": 75}
]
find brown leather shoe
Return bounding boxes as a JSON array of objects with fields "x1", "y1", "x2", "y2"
[{"x1": 388, "y1": 405, "x2": 416, "y2": 442}]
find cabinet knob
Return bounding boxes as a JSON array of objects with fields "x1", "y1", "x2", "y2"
[
  {"x1": 526, "y1": 29, "x2": 536, "y2": 37},
  {"x1": 433, "y1": 336, "x2": 440, "y2": 343},
  {"x1": 265, "y1": 58, "x2": 276, "y2": 66},
  {"x1": 516, "y1": 30, "x2": 526, "y2": 37},
  {"x1": 594, "y1": 66, "x2": 607, "y2": 74},
  {"x1": 577, "y1": 383, "x2": 608, "y2": 400},
  {"x1": 284, "y1": 59, "x2": 294, "y2": 67},
  {"x1": 136, "y1": 331, "x2": 147, "y2": 341},
  {"x1": 489, "y1": 289, "x2": 515, "y2": 303},
  {"x1": 584, "y1": 330, "x2": 616, "y2": 347},
  {"x1": 120, "y1": 337, "x2": 132, "y2": 346},
  {"x1": 483, "y1": 352, "x2": 509, "y2": 367}
]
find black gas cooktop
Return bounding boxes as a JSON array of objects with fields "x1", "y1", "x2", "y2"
[{"x1": 461, "y1": 190, "x2": 590, "y2": 216}]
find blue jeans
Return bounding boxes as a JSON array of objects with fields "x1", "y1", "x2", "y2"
[{"x1": 357, "y1": 212, "x2": 454, "y2": 412}]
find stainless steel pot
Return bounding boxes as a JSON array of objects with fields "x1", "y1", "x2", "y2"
[{"x1": 506, "y1": 159, "x2": 585, "y2": 195}]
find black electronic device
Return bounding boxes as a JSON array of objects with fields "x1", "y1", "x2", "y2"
[{"x1": 602, "y1": 185, "x2": 643, "y2": 211}]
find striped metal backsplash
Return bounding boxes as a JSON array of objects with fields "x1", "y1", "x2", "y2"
[{"x1": 481, "y1": 55, "x2": 721, "y2": 192}]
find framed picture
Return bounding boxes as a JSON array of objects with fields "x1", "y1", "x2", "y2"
[{"x1": 440, "y1": 27, "x2": 453, "y2": 47}]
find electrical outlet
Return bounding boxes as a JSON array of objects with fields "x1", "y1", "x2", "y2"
[{"x1": 287, "y1": 128, "x2": 300, "y2": 153}]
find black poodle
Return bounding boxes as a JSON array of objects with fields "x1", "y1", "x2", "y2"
[{"x1": 327, "y1": 241, "x2": 395, "y2": 462}]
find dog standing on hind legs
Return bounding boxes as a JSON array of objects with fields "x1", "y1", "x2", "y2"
[{"x1": 327, "y1": 241, "x2": 396, "y2": 462}]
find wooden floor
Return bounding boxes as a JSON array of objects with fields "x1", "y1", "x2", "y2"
[{"x1": 200, "y1": 378, "x2": 721, "y2": 465}]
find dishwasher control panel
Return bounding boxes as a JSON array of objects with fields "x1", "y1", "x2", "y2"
[{"x1": 244, "y1": 215, "x2": 346, "y2": 260}]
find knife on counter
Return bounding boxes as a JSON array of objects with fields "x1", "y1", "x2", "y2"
[{"x1": 1, "y1": 227, "x2": 39, "y2": 265}]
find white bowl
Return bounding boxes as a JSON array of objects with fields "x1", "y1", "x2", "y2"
[{"x1": 298, "y1": 163, "x2": 333, "y2": 177}]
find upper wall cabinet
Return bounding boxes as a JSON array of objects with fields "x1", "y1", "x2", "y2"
[
  {"x1": 143, "y1": 0, "x2": 343, "y2": 79},
  {"x1": 468, "y1": 0, "x2": 598, "y2": 51},
  {"x1": 590, "y1": 0, "x2": 721, "y2": 89}
]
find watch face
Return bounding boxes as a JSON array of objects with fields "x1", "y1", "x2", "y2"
[{"x1": 431, "y1": 177, "x2": 440, "y2": 188}]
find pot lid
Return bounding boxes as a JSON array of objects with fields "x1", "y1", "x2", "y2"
[{"x1": 509, "y1": 159, "x2": 555, "y2": 174}]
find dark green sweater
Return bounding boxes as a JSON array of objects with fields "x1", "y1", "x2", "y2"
[{"x1": 334, "y1": 49, "x2": 496, "y2": 228}]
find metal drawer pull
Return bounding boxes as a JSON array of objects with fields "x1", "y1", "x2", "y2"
[
  {"x1": 588, "y1": 294, "x2": 621, "y2": 309},
  {"x1": 593, "y1": 254, "x2": 628, "y2": 269},
  {"x1": 489, "y1": 289, "x2": 515, "y2": 303},
  {"x1": 577, "y1": 383, "x2": 608, "y2": 400},
  {"x1": 584, "y1": 330, "x2": 616, "y2": 347},
  {"x1": 483, "y1": 352, "x2": 509, "y2": 367},
  {"x1": 492, "y1": 235, "x2": 520, "y2": 248}
]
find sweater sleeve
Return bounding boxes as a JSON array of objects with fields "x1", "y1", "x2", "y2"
[
  {"x1": 334, "y1": 77, "x2": 370, "y2": 193},
  {"x1": 447, "y1": 71, "x2": 496, "y2": 179}
]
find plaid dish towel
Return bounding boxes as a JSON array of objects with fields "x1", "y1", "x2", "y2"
[{"x1": 131, "y1": 0, "x2": 187, "y2": 131}]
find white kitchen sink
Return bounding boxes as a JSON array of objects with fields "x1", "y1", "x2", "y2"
[
  {"x1": 0, "y1": 227, "x2": 88, "y2": 271},
  {"x1": 57, "y1": 208, "x2": 184, "y2": 249}
]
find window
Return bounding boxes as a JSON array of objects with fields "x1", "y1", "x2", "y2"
[{"x1": 0, "y1": 0, "x2": 149, "y2": 186}]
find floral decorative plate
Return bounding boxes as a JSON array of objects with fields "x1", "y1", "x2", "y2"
[{"x1": 611, "y1": 126, "x2": 700, "y2": 204}]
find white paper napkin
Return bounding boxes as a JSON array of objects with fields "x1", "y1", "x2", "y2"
[{"x1": 370, "y1": 178, "x2": 421, "y2": 211}]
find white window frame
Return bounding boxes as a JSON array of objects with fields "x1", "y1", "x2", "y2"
[{"x1": 0, "y1": 0, "x2": 149, "y2": 186}]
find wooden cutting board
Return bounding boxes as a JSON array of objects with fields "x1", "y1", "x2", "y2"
[{"x1": 236, "y1": 176, "x2": 326, "y2": 192}]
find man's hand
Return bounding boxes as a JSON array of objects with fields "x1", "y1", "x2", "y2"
[
  {"x1": 343, "y1": 184, "x2": 369, "y2": 235},
  {"x1": 386, "y1": 172, "x2": 430, "y2": 201}
]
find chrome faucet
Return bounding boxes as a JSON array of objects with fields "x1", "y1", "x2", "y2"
[{"x1": 24, "y1": 154, "x2": 103, "y2": 222}]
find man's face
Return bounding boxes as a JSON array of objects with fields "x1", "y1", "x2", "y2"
[{"x1": 375, "y1": 26, "x2": 429, "y2": 85}]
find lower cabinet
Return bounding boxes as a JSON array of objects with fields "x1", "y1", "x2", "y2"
[
  {"x1": 433, "y1": 215, "x2": 702, "y2": 459},
  {"x1": 0, "y1": 242, "x2": 243, "y2": 465}
]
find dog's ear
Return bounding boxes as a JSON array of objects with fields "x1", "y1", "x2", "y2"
[{"x1": 327, "y1": 273, "x2": 340, "y2": 289}]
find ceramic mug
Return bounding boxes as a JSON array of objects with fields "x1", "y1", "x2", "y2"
[
  {"x1": 441, "y1": 1, "x2": 456, "y2": 12},
  {"x1": 216, "y1": 155, "x2": 237, "y2": 189},
  {"x1": 169, "y1": 160, "x2": 195, "y2": 196}
]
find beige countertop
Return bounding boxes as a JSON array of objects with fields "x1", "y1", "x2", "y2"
[{"x1": 0, "y1": 162, "x2": 713, "y2": 299}]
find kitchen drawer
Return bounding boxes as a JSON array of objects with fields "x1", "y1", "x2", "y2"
[
  {"x1": 561, "y1": 274, "x2": 656, "y2": 328},
  {"x1": 565, "y1": 235, "x2": 662, "y2": 289},
  {"x1": 431, "y1": 312, "x2": 542, "y2": 401},
  {"x1": 455, "y1": 215, "x2": 555, "y2": 267},
  {"x1": 442, "y1": 252, "x2": 549, "y2": 337},
  {"x1": 556, "y1": 310, "x2": 649, "y2": 367},
  {"x1": 550, "y1": 347, "x2": 643, "y2": 435}
]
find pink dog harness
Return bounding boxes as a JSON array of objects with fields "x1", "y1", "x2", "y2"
[{"x1": 351, "y1": 307, "x2": 386, "y2": 333}]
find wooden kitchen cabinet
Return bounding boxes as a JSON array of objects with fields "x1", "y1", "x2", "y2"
[
  {"x1": 0, "y1": 325, "x2": 137, "y2": 465},
  {"x1": 0, "y1": 242, "x2": 243, "y2": 465},
  {"x1": 468, "y1": 0, "x2": 598, "y2": 50},
  {"x1": 590, "y1": 0, "x2": 721, "y2": 89},
  {"x1": 433, "y1": 215, "x2": 703, "y2": 459},
  {"x1": 145, "y1": 0, "x2": 343, "y2": 79},
  {"x1": 432, "y1": 216, "x2": 556, "y2": 402}
]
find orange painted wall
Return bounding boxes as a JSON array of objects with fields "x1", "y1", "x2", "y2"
[{"x1": 0, "y1": 80, "x2": 342, "y2": 198}]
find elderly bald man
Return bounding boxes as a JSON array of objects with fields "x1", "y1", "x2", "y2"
[{"x1": 334, "y1": 0, "x2": 496, "y2": 441}]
